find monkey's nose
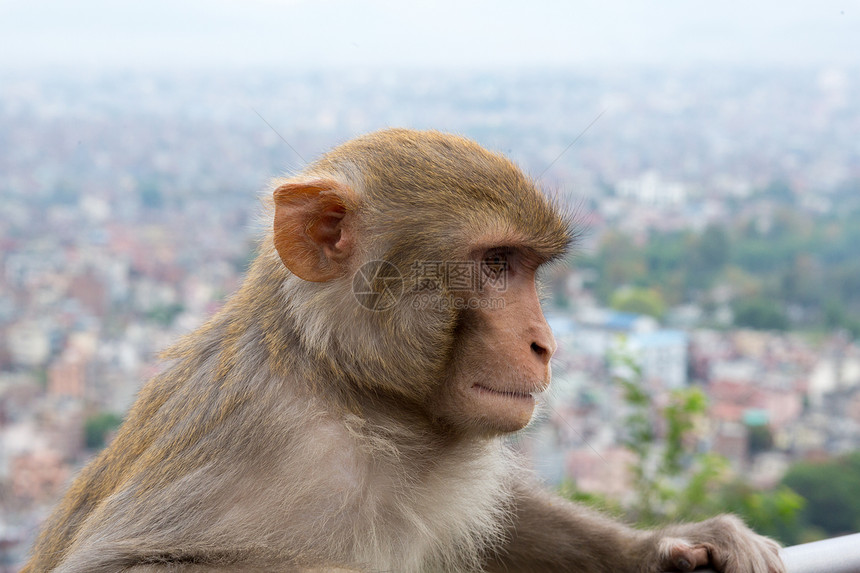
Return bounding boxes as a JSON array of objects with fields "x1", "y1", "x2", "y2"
[{"x1": 530, "y1": 340, "x2": 554, "y2": 365}]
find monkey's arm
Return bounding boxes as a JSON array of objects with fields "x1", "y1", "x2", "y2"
[
  {"x1": 484, "y1": 481, "x2": 650, "y2": 573},
  {"x1": 485, "y1": 481, "x2": 785, "y2": 573}
]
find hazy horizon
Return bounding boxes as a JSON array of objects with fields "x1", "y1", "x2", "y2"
[{"x1": 1, "y1": 0, "x2": 858, "y2": 72}]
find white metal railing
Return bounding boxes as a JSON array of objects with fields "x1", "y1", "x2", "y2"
[
  {"x1": 695, "y1": 532, "x2": 860, "y2": 573},
  {"x1": 780, "y1": 532, "x2": 860, "y2": 573}
]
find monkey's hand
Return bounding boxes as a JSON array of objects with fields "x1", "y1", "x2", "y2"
[{"x1": 648, "y1": 514, "x2": 784, "y2": 573}]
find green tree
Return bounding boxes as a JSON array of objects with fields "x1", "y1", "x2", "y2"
[
  {"x1": 686, "y1": 225, "x2": 731, "y2": 290},
  {"x1": 733, "y1": 298, "x2": 789, "y2": 330},
  {"x1": 782, "y1": 453, "x2": 860, "y2": 537},
  {"x1": 612, "y1": 347, "x2": 714, "y2": 524},
  {"x1": 563, "y1": 346, "x2": 803, "y2": 543},
  {"x1": 717, "y1": 482, "x2": 806, "y2": 544},
  {"x1": 584, "y1": 202, "x2": 860, "y2": 338},
  {"x1": 592, "y1": 231, "x2": 648, "y2": 301},
  {"x1": 147, "y1": 303, "x2": 185, "y2": 327},
  {"x1": 610, "y1": 287, "x2": 666, "y2": 319},
  {"x1": 747, "y1": 425, "x2": 774, "y2": 456},
  {"x1": 84, "y1": 412, "x2": 123, "y2": 449}
]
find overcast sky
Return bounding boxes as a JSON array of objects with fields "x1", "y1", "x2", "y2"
[{"x1": 1, "y1": 0, "x2": 858, "y2": 71}]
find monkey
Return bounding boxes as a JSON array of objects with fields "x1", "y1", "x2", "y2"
[{"x1": 23, "y1": 129, "x2": 784, "y2": 573}]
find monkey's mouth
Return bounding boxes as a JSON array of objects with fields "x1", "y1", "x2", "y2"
[{"x1": 471, "y1": 384, "x2": 536, "y2": 402}]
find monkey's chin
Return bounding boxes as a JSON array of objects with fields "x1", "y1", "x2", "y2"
[{"x1": 470, "y1": 384, "x2": 538, "y2": 432}]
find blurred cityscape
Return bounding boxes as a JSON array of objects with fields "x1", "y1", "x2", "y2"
[{"x1": 1, "y1": 66, "x2": 859, "y2": 567}]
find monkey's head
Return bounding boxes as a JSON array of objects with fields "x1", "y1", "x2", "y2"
[{"x1": 269, "y1": 129, "x2": 573, "y2": 436}]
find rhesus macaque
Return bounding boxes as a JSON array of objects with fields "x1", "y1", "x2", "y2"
[{"x1": 24, "y1": 129, "x2": 784, "y2": 573}]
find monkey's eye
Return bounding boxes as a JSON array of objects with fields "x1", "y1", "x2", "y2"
[{"x1": 481, "y1": 248, "x2": 511, "y2": 282}]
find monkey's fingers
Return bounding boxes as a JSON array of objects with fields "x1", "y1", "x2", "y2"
[
  {"x1": 662, "y1": 541, "x2": 709, "y2": 571},
  {"x1": 709, "y1": 534, "x2": 784, "y2": 573}
]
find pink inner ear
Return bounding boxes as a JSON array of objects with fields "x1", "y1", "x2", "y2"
[
  {"x1": 272, "y1": 180, "x2": 356, "y2": 282},
  {"x1": 307, "y1": 209, "x2": 347, "y2": 251}
]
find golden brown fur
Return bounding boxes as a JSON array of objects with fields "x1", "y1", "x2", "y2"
[{"x1": 24, "y1": 129, "x2": 783, "y2": 573}]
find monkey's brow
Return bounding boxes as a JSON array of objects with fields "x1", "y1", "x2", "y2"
[
  {"x1": 542, "y1": 249, "x2": 568, "y2": 265},
  {"x1": 515, "y1": 246, "x2": 562, "y2": 269}
]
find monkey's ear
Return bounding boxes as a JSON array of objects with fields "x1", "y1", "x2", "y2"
[{"x1": 273, "y1": 179, "x2": 357, "y2": 282}]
